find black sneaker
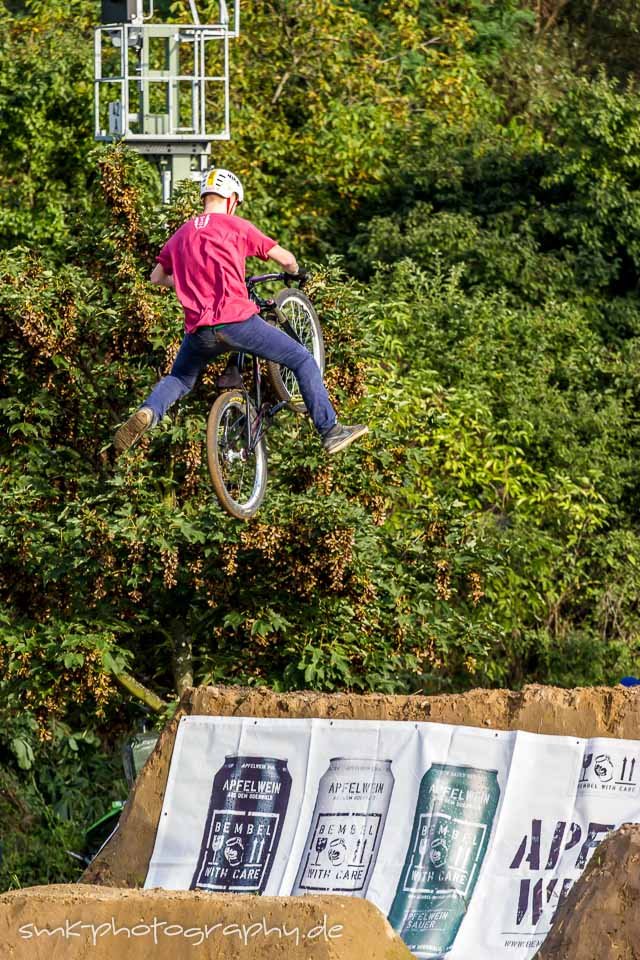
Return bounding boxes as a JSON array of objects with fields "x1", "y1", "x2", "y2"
[
  {"x1": 114, "y1": 407, "x2": 154, "y2": 455},
  {"x1": 322, "y1": 423, "x2": 369, "y2": 455}
]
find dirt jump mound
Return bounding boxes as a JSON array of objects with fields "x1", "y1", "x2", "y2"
[
  {"x1": 3, "y1": 683, "x2": 640, "y2": 960},
  {"x1": 0, "y1": 884, "x2": 413, "y2": 959},
  {"x1": 536, "y1": 822, "x2": 640, "y2": 960}
]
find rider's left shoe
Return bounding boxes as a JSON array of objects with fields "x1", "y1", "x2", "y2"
[
  {"x1": 322, "y1": 423, "x2": 369, "y2": 455},
  {"x1": 114, "y1": 407, "x2": 154, "y2": 455}
]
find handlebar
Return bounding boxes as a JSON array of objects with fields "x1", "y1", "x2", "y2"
[{"x1": 246, "y1": 271, "x2": 308, "y2": 293}]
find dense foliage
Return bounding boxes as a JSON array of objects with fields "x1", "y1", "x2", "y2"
[{"x1": 2, "y1": 0, "x2": 640, "y2": 888}]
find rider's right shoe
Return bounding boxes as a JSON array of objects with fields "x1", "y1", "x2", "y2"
[
  {"x1": 114, "y1": 407, "x2": 154, "y2": 455},
  {"x1": 322, "y1": 423, "x2": 369, "y2": 455}
]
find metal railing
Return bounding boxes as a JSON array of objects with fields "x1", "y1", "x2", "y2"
[{"x1": 94, "y1": 16, "x2": 234, "y2": 149}]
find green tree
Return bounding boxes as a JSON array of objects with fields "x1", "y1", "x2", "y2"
[{"x1": 3, "y1": 0, "x2": 640, "y2": 892}]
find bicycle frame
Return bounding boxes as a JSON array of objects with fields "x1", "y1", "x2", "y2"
[
  {"x1": 234, "y1": 350, "x2": 287, "y2": 455},
  {"x1": 230, "y1": 272, "x2": 304, "y2": 453}
]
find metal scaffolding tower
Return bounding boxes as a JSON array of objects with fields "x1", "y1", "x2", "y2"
[{"x1": 94, "y1": 0, "x2": 239, "y2": 200}]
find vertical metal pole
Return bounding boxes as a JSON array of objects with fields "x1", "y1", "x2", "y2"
[
  {"x1": 159, "y1": 160, "x2": 171, "y2": 204},
  {"x1": 224, "y1": 30, "x2": 229, "y2": 139},
  {"x1": 140, "y1": 25, "x2": 148, "y2": 134},
  {"x1": 94, "y1": 28, "x2": 101, "y2": 139},
  {"x1": 200, "y1": 31, "x2": 206, "y2": 139},
  {"x1": 171, "y1": 156, "x2": 193, "y2": 191},
  {"x1": 169, "y1": 32, "x2": 178, "y2": 133},
  {"x1": 122, "y1": 25, "x2": 130, "y2": 136},
  {"x1": 162, "y1": 168, "x2": 171, "y2": 203},
  {"x1": 192, "y1": 31, "x2": 200, "y2": 135}
]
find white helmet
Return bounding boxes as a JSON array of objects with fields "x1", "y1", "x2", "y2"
[{"x1": 200, "y1": 167, "x2": 244, "y2": 203}]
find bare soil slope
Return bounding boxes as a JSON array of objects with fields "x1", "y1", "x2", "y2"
[
  {"x1": 83, "y1": 682, "x2": 640, "y2": 888},
  {"x1": 0, "y1": 884, "x2": 413, "y2": 960},
  {"x1": 536, "y1": 822, "x2": 640, "y2": 960}
]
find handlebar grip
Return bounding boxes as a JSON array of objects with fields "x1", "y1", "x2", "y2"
[{"x1": 286, "y1": 269, "x2": 308, "y2": 287}]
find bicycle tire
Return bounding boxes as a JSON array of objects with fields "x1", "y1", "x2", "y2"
[
  {"x1": 206, "y1": 390, "x2": 268, "y2": 520},
  {"x1": 266, "y1": 288, "x2": 325, "y2": 414}
]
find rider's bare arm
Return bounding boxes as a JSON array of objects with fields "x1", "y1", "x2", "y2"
[
  {"x1": 267, "y1": 244, "x2": 299, "y2": 275},
  {"x1": 150, "y1": 262, "x2": 175, "y2": 289}
]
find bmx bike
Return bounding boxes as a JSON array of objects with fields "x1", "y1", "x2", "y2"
[{"x1": 206, "y1": 273, "x2": 324, "y2": 520}]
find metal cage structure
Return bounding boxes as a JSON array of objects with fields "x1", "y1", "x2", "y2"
[{"x1": 94, "y1": 1, "x2": 240, "y2": 199}]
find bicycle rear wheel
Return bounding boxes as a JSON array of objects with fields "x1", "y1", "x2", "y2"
[
  {"x1": 206, "y1": 390, "x2": 268, "y2": 520},
  {"x1": 266, "y1": 288, "x2": 325, "y2": 414}
]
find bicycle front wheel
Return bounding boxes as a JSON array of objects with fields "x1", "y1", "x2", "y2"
[
  {"x1": 266, "y1": 288, "x2": 325, "y2": 414},
  {"x1": 206, "y1": 390, "x2": 268, "y2": 520}
]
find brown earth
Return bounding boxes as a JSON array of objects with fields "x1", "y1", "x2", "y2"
[
  {"x1": 0, "y1": 884, "x2": 413, "y2": 960},
  {"x1": 185, "y1": 683, "x2": 640, "y2": 735},
  {"x1": 535, "y1": 822, "x2": 640, "y2": 960},
  {"x1": 83, "y1": 682, "x2": 640, "y2": 888}
]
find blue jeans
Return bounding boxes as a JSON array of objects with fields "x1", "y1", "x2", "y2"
[{"x1": 143, "y1": 315, "x2": 337, "y2": 435}]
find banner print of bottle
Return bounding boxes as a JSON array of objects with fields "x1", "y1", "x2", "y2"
[
  {"x1": 191, "y1": 755, "x2": 291, "y2": 894},
  {"x1": 292, "y1": 758, "x2": 394, "y2": 897},
  {"x1": 388, "y1": 763, "x2": 500, "y2": 957}
]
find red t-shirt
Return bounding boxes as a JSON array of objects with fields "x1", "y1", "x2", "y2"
[{"x1": 156, "y1": 213, "x2": 276, "y2": 333}]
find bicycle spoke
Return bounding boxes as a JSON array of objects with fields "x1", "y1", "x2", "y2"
[
  {"x1": 280, "y1": 301, "x2": 310, "y2": 400},
  {"x1": 218, "y1": 409, "x2": 249, "y2": 497}
]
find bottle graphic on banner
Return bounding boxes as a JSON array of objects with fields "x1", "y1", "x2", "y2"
[
  {"x1": 191, "y1": 755, "x2": 291, "y2": 893},
  {"x1": 388, "y1": 763, "x2": 500, "y2": 956},
  {"x1": 292, "y1": 757, "x2": 394, "y2": 896}
]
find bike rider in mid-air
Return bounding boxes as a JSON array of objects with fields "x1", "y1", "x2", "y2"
[{"x1": 114, "y1": 167, "x2": 368, "y2": 457}]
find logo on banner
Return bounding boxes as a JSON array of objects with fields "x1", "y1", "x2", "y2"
[
  {"x1": 579, "y1": 751, "x2": 638, "y2": 794},
  {"x1": 428, "y1": 837, "x2": 448, "y2": 868},
  {"x1": 197, "y1": 809, "x2": 279, "y2": 890},
  {"x1": 297, "y1": 812, "x2": 382, "y2": 892},
  {"x1": 292, "y1": 758, "x2": 394, "y2": 898},
  {"x1": 402, "y1": 813, "x2": 487, "y2": 899},
  {"x1": 223, "y1": 836, "x2": 244, "y2": 866},
  {"x1": 191, "y1": 754, "x2": 292, "y2": 896},
  {"x1": 506, "y1": 818, "x2": 614, "y2": 939}
]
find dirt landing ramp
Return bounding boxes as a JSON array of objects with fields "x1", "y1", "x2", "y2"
[
  {"x1": 536, "y1": 823, "x2": 640, "y2": 960},
  {"x1": 183, "y1": 683, "x2": 640, "y2": 737},
  {"x1": 0, "y1": 884, "x2": 412, "y2": 960},
  {"x1": 83, "y1": 683, "x2": 640, "y2": 887}
]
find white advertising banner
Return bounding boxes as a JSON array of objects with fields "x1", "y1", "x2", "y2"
[{"x1": 146, "y1": 716, "x2": 640, "y2": 958}]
